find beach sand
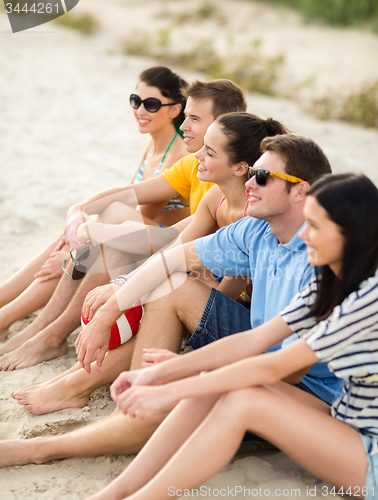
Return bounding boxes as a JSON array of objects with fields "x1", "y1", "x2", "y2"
[{"x1": 1, "y1": 1, "x2": 378, "y2": 498}]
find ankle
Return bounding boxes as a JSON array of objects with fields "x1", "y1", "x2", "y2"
[
  {"x1": 63, "y1": 373, "x2": 92, "y2": 401},
  {"x1": 40, "y1": 330, "x2": 68, "y2": 349},
  {"x1": 30, "y1": 437, "x2": 51, "y2": 464}
]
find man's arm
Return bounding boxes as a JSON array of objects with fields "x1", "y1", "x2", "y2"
[
  {"x1": 65, "y1": 176, "x2": 179, "y2": 247},
  {"x1": 69, "y1": 176, "x2": 179, "y2": 218},
  {"x1": 75, "y1": 240, "x2": 204, "y2": 372}
]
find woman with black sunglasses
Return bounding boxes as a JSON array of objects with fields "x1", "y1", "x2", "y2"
[
  {"x1": 0, "y1": 66, "x2": 189, "y2": 347},
  {"x1": 11, "y1": 112, "x2": 289, "y2": 415},
  {"x1": 82, "y1": 173, "x2": 378, "y2": 500}
]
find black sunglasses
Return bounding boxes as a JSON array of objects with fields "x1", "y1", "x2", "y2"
[
  {"x1": 247, "y1": 167, "x2": 305, "y2": 186},
  {"x1": 62, "y1": 247, "x2": 90, "y2": 281},
  {"x1": 129, "y1": 94, "x2": 180, "y2": 113}
]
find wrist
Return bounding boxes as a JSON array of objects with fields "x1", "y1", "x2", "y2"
[
  {"x1": 153, "y1": 362, "x2": 169, "y2": 385},
  {"x1": 94, "y1": 303, "x2": 120, "y2": 329},
  {"x1": 110, "y1": 274, "x2": 130, "y2": 287},
  {"x1": 156, "y1": 357, "x2": 182, "y2": 385}
]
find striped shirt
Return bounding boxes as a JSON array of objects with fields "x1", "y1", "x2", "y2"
[{"x1": 280, "y1": 269, "x2": 378, "y2": 445}]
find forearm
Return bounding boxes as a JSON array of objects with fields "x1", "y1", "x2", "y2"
[
  {"x1": 100, "y1": 241, "x2": 199, "y2": 315},
  {"x1": 154, "y1": 316, "x2": 293, "y2": 385},
  {"x1": 77, "y1": 219, "x2": 179, "y2": 254},
  {"x1": 78, "y1": 186, "x2": 137, "y2": 216},
  {"x1": 161, "y1": 339, "x2": 316, "y2": 401},
  {"x1": 154, "y1": 332, "x2": 253, "y2": 385},
  {"x1": 73, "y1": 176, "x2": 177, "y2": 217}
]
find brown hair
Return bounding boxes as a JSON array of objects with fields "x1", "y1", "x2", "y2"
[
  {"x1": 139, "y1": 66, "x2": 188, "y2": 125},
  {"x1": 217, "y1": 112, "x2": 290, "y2": 167},
  {"x1": 260, "y1": 135, "x2": 332, "y2": 189},
  {"x1": 183, "y1": 79, "x2": 247, "y2": 119}
]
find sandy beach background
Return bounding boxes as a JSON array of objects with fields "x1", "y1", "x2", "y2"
[{"x1": 1, "y1": 1, "x2": 378, "y2": 498}]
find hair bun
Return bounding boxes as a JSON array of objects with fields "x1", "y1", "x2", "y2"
[{"x1": 265, "y1": 117, "x2": 286, "y2": 136}]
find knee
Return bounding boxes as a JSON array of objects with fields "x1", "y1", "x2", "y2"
[
  {"x1": 218, "y1": 386, "x2": 272, "y2": 425},
  {"x1": 98, "y1": 201, "x2": 131, "y2": 225},
  {"x1": 144, "y1": 272, "x2": 190, "y2": 307}
]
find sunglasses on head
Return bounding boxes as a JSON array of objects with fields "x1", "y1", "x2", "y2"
[
  {"x1": 129, "y1": 94, "x2": 180, "y2": 113},
  {"x1": 62, "y1": 247, "x2": 90, "y2": 281},
  {"x1": 247, "y1": 167, "x2": 305, "y2": 186}
]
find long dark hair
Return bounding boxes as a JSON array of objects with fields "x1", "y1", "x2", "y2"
[
  {"x1": 139, "y1": 66, "x2": 188, "y2": 126},
  {"x1": 216, "y1": 112, "x2": 290, "y2": 168},
  {"x1": 308, "y1": 173, "x2": 378, "y2": 320}
]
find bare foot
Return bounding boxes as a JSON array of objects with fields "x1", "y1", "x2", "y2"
[
  {"x1": 0, "y1": 438, "x2": 46, "y2": 467},
  {"x1": 10, "y1": 376, "x2": 90, "y2": 414},
  {"x1": 0, "y1": 335, "x2": 67, "y2": 371},
  {"x1": 11, "y1": 362, "x2": 82, "y2": 397},
  {"x1": 0, "y1": 326, "x2": 38, "y2": 356}
]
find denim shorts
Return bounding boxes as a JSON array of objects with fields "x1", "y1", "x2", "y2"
[
  {"x1": 361, "y1": 433, "x2": 378, "y2": 500},
  {"x1": 186, "y1": 287, "x2": 251, "y2": 349}
]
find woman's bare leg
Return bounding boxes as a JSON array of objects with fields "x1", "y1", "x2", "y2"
[
  {"x1": 0, "y1": 277, "x2": 59, "y2": 341},
  {"x1": 10, "y1": 339, "x2": 136, "y2": 414},
  {"x1": 102, "y1": 383, "x2": 367, "y2": 500},
  {"x1": 0, "y1": 235, "x2": 62, "y2": 308},
  {"x1": 86, "y1": 394, "x2": 222, "y2": 500},
  {"x1": 0, "y1": 259, "x2": 82, "y2": 357}
]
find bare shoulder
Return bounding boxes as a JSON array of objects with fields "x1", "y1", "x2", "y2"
[
  {"x1": 199, "y1": 185, "x2": 225, "y2": 218},
  {"x1": 203, "y1": 185, "x2": 225, "y2": 208}
]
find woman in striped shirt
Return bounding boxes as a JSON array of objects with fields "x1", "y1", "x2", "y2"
[{"x1": 87, "y1": 173, "x2": 378, "y2": 500}]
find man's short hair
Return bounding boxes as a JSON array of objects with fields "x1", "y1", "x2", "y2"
[
  {"x1": 183, "y1": 79, "x2": 247, "y2": 119},
  {"x1": 260, "y1": 135, "x2": 332, "y2": 188}
]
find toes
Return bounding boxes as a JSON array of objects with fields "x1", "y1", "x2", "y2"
[
  {"x1": 1, "y1": 359, "x2": 12, "y2": 371},
  {"x1": 16, "y1": 396, "x2": 29, "y2": 405},
  {"x1": 10, "y1": 391, "x2": 26, "y2": 400}
]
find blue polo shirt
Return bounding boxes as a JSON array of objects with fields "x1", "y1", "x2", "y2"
[
  {"x1": 194, "y1": 216, "x2": 344, "y2": 404},
  {"x1": 195, "y1": 217, "x2": 312, "y2": 328}
]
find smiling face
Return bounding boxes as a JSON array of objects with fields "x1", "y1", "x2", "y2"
[
  {"x1": 300, "y1": 195, "x2": 345, "y2": 276},
  {"x1": 180, "y1": 97, "x2": 215, "y2": 153},
  {"x1": 133, "y1": 81, "x2": 180, "y2": 134},
  {"x1": 244, "y1": 150, "x2": 294, "y2": 221},
  {"x1": 194, "y1": 122, "x2": 237, "y2": 184}
]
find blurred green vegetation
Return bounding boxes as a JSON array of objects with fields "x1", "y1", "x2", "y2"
[
  {"x1": 54, "y1": 12, "x2": 98, "y2": 35},
  {"x1": 123, "y1": 30, "x2": 284, "y2": 96},
  {"x1": 253, "y1": 0, "x2": 378, "y2": 31},
  {"x1": 157, "y1": 0, "x2": 226, "y2": 26},
  {"x1": 311, "y1": 80, "x2": 378, "y2": 128},
  {"x1": 254, "y1": 0, "x2": 378, "y2": 32}
]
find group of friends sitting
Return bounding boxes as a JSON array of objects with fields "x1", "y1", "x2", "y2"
[{"x1": 0, "y1": 66, "x2": 377, "y2": 500}]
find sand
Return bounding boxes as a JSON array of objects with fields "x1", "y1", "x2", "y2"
[{"x1": 1, "y1": 1, "x2": 378, "y2": 498}]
